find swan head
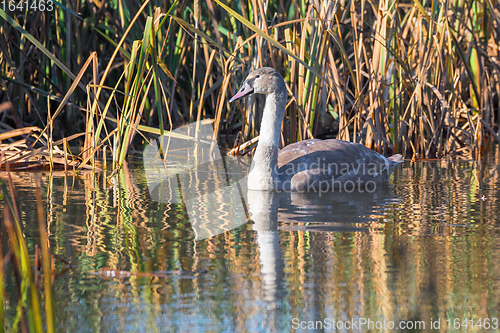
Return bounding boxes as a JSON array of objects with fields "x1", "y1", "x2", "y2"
[{"x1": 229, "y1": 67, "x2": 285, "y2": 103}]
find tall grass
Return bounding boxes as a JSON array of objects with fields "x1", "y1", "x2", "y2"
[{"x1": 0, "y1": 0, "x2": 499, "y2": 169}]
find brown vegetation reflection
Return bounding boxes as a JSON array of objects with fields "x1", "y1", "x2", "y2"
[{"x1": 0, "y1": 148, "x2": 499, "y2": 330}]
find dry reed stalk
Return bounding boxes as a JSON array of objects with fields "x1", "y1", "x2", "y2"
[
  {"x1": 212, "y1": 38, "x2": 242, "y2": 145},
  {"x1": 196, "y1": 49, "x2": 217, "y2": 133}
]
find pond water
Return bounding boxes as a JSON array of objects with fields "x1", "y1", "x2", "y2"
[{"x1": 2, "y1": 147, "x2": 500, "y2": 332}]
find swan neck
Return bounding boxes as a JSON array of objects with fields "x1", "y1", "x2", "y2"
[
  {"x1": 257, "y1": 92, "x2": 286, "y2": 149},
  {"x1": 248, "y1": 91, "x2": 286, "y2": 190}
]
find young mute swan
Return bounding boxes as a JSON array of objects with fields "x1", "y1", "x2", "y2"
[{"x1": 229, "y1": 67, "x2": 403, "y2": 192}]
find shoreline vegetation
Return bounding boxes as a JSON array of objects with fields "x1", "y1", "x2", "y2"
[{"x1": 0, "y1": 0, "x2": 499, "y2": 171}]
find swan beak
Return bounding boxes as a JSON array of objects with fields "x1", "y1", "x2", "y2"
[{"x1": 229, "y1": 82, "x2": 254, "y2": 103}]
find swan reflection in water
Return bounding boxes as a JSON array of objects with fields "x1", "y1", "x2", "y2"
[{"x1": 246, "y1": 183, "x2": 400, "y2": 313}]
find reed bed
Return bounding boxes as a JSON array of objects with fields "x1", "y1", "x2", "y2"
[{"x1": 0, "y1": 0, "x2": 499, "y2": 171}]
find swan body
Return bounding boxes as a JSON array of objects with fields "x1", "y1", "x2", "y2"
[{"x1": 230, "y1": 67, "x2": 402, "y2": 192}]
